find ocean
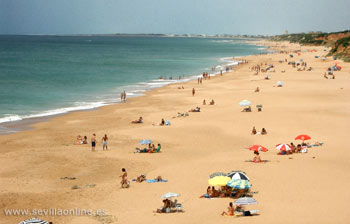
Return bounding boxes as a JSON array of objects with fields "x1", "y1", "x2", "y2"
[{"x1": 0, "y1": 35, "x2": 266, "y2": 134}]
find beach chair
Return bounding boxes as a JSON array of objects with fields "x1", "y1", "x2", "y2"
[{"x1": 173, "y1": 200, "x2": 184, "y2": 212}]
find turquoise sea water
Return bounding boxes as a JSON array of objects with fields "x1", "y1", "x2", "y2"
[{"x1": 0, "y1": 35, "x2": 265, "y2": 133}]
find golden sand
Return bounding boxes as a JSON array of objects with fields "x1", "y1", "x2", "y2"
[{"x1": 1, "y1": 40, "x2": 350, "y2": 224}]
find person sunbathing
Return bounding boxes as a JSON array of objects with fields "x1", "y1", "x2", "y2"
[
  {"x1": 136, "y1": 174, "x2": 146, "y2": 182},
  {"x1": 251, "y1": 126, "x2": 257, "y2": 135},
  {"x1": 82, "y1": 136, "x2": 87, "y2": 144},
  {"x1": 296, "y1": 144, "x2": 302, "y2": 153},
  {"x1": 211, "y1": 186, "x2": 220, "y2": 197},
  {"x1": 76, "y1": 135, "x2": 83, "y2": 144},
  {"x1": 131, "y1": 117, "x2": 143, "y2": 123},
  {"x1": 261, "y1": 128, "x2": 267, "y2": 135},
  {"x1": 242, "y1": 106, "x2": 252, "y2": 112},
  {"x1": 189, "y1": 107, "x2": 200, "y2": 112},
  {"x1": 253, "y1": 152, "x2": 262, "y2": 162},
  {"x1": 200, "y1": 186, "x2": 212, "y2": 198},
  {"x1": 160, "y1": 118, "x2": 165, "y2": 126},
  {"x1": 254, "y1": 87, "x2": 260, "y2": 92},
  {"x1": 221, "y1": 202, "x2": 235, "y2": 216},
  {"x1": 154, "y1": 199, "x2": 172, "y2": 213},
  {"x1": 209, "y1": 99, "x2": 215, "y2": 105}
]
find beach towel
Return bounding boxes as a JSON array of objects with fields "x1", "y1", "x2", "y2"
[{"x1": 146, "y1": 179, "x2": 168, "y2": 183}]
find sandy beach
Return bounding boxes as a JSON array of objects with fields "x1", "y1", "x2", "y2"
[{"x1": 1, "y1": 40, "x2": 350, "y2": 224}]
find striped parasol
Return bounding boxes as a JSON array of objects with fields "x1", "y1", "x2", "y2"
[
  {"x1": 276, "y1": 144, "x2": 292, "y2": 151},
  {"x1": 18, "y1": 218, "x2": 49, "y2": 224},
  {"x1": 227, "y1": 179, "x2": 252, "y2": 189},
  {"x1": 227, "y1": 171, "x2": 250, "y2": 181}
]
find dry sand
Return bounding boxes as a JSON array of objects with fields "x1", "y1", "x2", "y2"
[{"x1": 1, "y1": 40, "x2": 350, "y2": 224}]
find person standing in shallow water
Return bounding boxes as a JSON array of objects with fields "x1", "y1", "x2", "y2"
[
  {"x1": 91, "y1": 133, "x2": 96, "y2": 152},
  {"x1": 123, "y1": 91, "x2": 126, "y2": 102}
]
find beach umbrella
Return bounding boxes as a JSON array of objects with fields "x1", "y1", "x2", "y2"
[
  {"x1": 249, "y1": 145, "x2": 268, "y2": 152},
  {"x1": 18, "y1": 218, "x2": 49, "y2": 224},
  {"x1": 295, "y1": 134, "x2": 311, "y2": 142},
  {"x1": 277, "y1": 81, "x2": 284, "y2": 86},
  {"x1": 276, "y1": 144, "x2": 292, "y2": 151},
  {"x1": 227, "y1": 171, "x2": 250, "y2": 181},
  {"x1": 162, "y1": 192, "x2": 180, "y2": 198},
  {"x1": 234, "y1": 197, "x2": 258, "y2": 205},
  {"x1": 208, "y1": 176, "x2": 230, "y2": 186},
  {"x1": 239, "y1": 100, "x2": 251, "y2": 107},
  {"x1": 227, "y1": 179, "x2": 252, "y2": 189},
  {"x1": 139, "y1": 139, "x2": 152, "y2": 145},
  {"x1": 209, "y1": 172, "x2": 227, "y2": 179}
]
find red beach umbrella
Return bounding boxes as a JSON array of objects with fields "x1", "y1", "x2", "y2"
[
  {"x1": 295, "y1": 134, "x2": 311, "y2": 140},
  {"x1": 295, "y1": 134, "x2": 311, "y2": 143},
  {"x1": 276, "y1": 144, "x2": 292, "y2": 151},
  {"x1": 249, "y1": 145, "x2": 268, "y2": 152}
]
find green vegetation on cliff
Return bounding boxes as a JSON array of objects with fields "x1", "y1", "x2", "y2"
[{"x1": 270, "y1": 31, "x2": 350, "y2": 62}]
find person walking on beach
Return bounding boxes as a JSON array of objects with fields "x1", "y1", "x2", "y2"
[
  {"x1": 192, "y1": 88, "x2": 195, "y2": 96},
  {"x1": 102, "y1": 134, "x2": 108, "y2": 151},
  {"x1": 120, "y1": 168, "x2": 129, "y2": 188},
  {"x1": 120, "y1": 92, "x2": 123, "y2": 102},
  {"x1": 91, "y1": 133, "x2": 97, "y2": 152}
]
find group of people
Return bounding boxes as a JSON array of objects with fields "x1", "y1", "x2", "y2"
[
  {"x1": 75, "y1": 135, "x2": 88, "y2": 145},
  {"x1": 251, "y1": 126, "x2": 267, "y2": 135},
  {"x1": 134, "y1": 143, "x2": 161, "y2": 153},
  {"x1": 203, "y1": 99, "x2": 215, "y2": 105},
  {"x1": 200, "y1": 186, "x2": 248, "y2": 199},
  {"x1": 75, "y1": 134, "x2": 109, "y2": 151}
]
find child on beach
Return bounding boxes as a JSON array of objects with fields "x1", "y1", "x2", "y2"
[{"x1": 120, "y1": 168, "x2": 129, "y2": 188}]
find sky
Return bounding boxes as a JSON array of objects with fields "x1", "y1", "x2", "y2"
[{"x1": 0, "y1": 0, "x2": 349, "y2": 35}]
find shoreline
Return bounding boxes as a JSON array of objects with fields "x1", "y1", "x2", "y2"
[
  {"x1": 1, "y1": 40, "x2": 350, "y2": 224},
  {"x1": 0, "y1": 50, "x2": 254, "y2": 135}
]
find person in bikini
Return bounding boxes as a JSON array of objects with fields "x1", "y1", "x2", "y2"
[{"x1": 221, "y1": 202, "x2": 235, "y2": 216}]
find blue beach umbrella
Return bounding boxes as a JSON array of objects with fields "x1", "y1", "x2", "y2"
[
  {"x1": 139, "y1": 139, "x2": 152, "y2": 145},
  {"x1": 227, "y1": 179, "x2": 252, "y2": 189}
]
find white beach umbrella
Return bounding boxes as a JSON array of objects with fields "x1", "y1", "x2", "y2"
[
  {"x1": 161, "y1": 192, "x2": 180, "y2": 198},
  {"x1": 239, "y1": 100, "x2": 251, "y2": 107},
  {"x1": 18, "y1": 218, "x2": 49, "y2": 224},
  {"x1": 234, "y1": 197, "x2": 258, "y2": 205}
]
